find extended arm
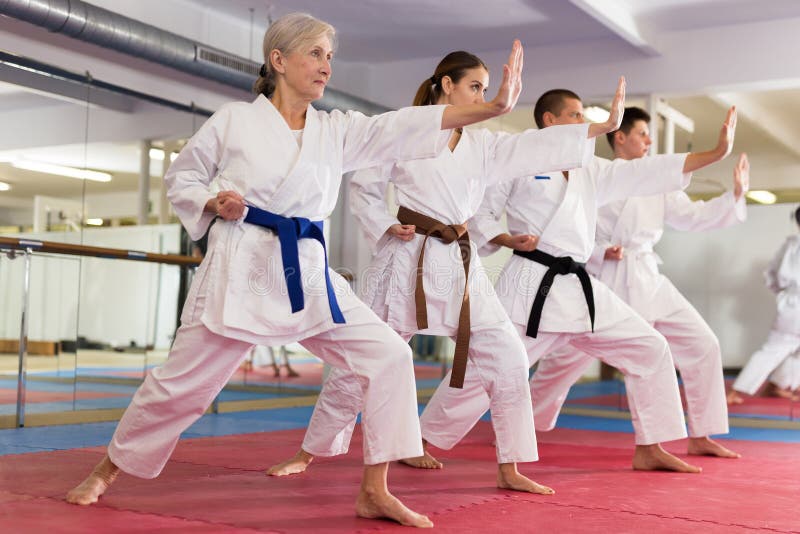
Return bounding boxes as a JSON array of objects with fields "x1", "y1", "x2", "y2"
[{"x1": 682, "y1": 107, "x2": 737, "y2": 172}]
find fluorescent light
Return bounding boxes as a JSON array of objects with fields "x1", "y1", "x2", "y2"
[
  {"x1": 746, "y1": 190, "x2": 777, "y2": 204},
  {"x1": 12, "y1": 160, "x2": 112, "y2": 182},
  {"x1": 149, "y1": 148, "x2": 178, "y2": 162},
  {"x1": 584, "y1": 106, "x2": 610, "y2": 123},
  {"x1": 85, "y1": 218, "x2": 104, "y2": 226},
  {"x1": 0, "y1": 181, "x2": 10, "y2": 191}
]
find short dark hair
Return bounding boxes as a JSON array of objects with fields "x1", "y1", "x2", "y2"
[
  {"x1": 534, "y1": 89, "x2": 581, "y2": 129},
  {"x1": 794, "y1": 206, "x2": 800, "y2": 227},
  {"x1": 607, "y1": 106, "x2": 651, "y2": 149}
]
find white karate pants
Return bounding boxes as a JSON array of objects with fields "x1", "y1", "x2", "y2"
[
  {"x1": 768, "y1": 351, "x2": 800, "y2": 391},
  {"x1": 532, "y1": 300, "x2": 728, "y2": 438},
  {"x1": 733, "y1": 330, "x2": 800, "y2": 395},
  {"x1": 108, "y1": 304, "x2": 422, "y2": 478},
  {"x1": 303, "y1": 319, "x2": 538, "y2": 465},
  {"x1": 526, "y1": 311, "x2": 687, "y2": 445}
]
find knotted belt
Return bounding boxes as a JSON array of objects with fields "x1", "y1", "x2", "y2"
[
  {"x1": 397, "y1": 206, "x2": 471, "y2": 388},
  {"x1": 513, "y1": 249, "x2": 595, "y2": 338},
  {"x1": 244, "y1": 205, "x2": 345, "y2": 324}
]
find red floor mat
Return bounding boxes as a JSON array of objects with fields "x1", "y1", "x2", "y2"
[{"x1": 1, "y1": 423, "x2": 797, "y2": 533}]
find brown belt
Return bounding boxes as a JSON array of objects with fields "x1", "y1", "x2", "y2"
[{"x1": 396, "y1": 206, "x2": 471, "y2": 388}]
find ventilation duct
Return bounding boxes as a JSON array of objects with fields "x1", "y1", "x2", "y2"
[{"x1": 0, "y1": 0, "x2": 390, "y2": 114}]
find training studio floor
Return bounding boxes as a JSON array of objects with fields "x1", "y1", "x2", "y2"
[{"x1": 1, "y1": 377, "x2": 799, "y2": 534}]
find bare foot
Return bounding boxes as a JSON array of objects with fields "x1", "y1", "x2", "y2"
[
  {"x1": 633, "y1": 444, "x2": 702, "y2": 473},
  {"x1": 356, "y1": 488, "x2": 433, "y2": 528},
  {"x1": 726, "y1": 390, "x2": 744, "y2": 405},
  {"x1": 497, "y1": 463, "x2": 554, "y2": 495},
  {"x1": 687, "y1": 436, "x2": 740, "y2": 458},
  {"x1": 66, "y1": 455, "x2": 119, "y2": 505},
  {"x1": 766, "y1": 383, "x2": 800, "y2": 401},
  {"x1": 286, "y1": 367, "x2": 300, "y2": 378},
  {"x1": 399, "y1": 449, "x2": 443, "y2": 469},
  {"x1": 272, "y1": 364, "x2": 281, "y2": 377},
  {"x1": 266, "y1": 449, "x2": 314, "y2": 476}
]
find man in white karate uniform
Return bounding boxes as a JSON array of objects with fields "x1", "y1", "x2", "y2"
[
  {"x1": 531, "y1": 107, "x2": 748, "y2": 459},
  {"x1": 729, "y1": 207, "x2": 800, "y2": 403},
  {"x1": 441, "y1": 90, "x2": 737, "y2": 472}
]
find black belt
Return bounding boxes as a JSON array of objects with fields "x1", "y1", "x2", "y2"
[{"x1": 513, "y1": 249, "x2": 594, "y2": 338}]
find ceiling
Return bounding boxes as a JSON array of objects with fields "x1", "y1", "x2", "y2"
[{"x1": 0, "y1": 0, "x2": 798, "y2": 219}]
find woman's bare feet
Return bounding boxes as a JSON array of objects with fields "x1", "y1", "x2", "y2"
[
  {"x1": 633, "y1": 444, "x2": 701, "y2": 473},
  {"x1": 687, "y1": 436, "x2": 740, "y2": 458},
  {"x1": 726, "y1": 390, "x2": 744, "y2": 405},
  {"x1": 497, "y1": 463, "x2": 554, "y2": 495},
  {"x1": 65, "y1": 454, "x2": 120, "y2": 505},
  {"x1": 266, "y1": 449, "x2": 314, "y2": 476},
  {"x1": 357, "y1": 463, "x2": 433, "y2": 528}
]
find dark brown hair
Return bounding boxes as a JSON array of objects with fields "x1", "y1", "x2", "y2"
[
  {"x1": 533, "y1": 89, "x2": 581, "y2": 129},
  {"x1": 607, "y1": 106, "x2": 651, "y2": 149},
  {"x1": 413, "y1": 51, "x2": 488, "y2": 106}
]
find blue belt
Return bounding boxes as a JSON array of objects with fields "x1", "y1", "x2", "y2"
[{"x1": 243, "y1": 205, "x2": 345, "y2": 324}]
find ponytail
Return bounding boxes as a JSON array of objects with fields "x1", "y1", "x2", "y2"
[
  {"x1": 413, "y1": 51, "x2": 487, "y2": 106},
  {"x1": 253, "y1": 63, "x2": 276, "y2": 98}
]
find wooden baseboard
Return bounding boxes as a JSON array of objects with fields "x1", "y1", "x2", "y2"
[{"x1": 0, "y1": 339, "x2": 60, "y2": 356}]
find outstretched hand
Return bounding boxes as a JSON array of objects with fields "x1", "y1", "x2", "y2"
[
  {"x1": 682, "y1": 106, "x2": 740, "y2": 173},
  {"x1": 716, "y1": 106, "x2": 737, "y2": 160},
  {"x1": 488, "y1": 40, "x2": 524, "y2": 115},
  {"x1": 588, "y1": 76, "x2": 626, "y2": 138},
  {"x1": 733, "y1": 152, "x2": 749, "y2": 200}
]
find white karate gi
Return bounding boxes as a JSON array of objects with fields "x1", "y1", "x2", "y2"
[
  {"x1": 107, "y1": 95, "x2": 454, "y2": 477},
  {"x1": 533, "y1": 190, "x2": 746, "y2": 438},
  {"x1": 302, "y1": 123, "x2": 596, "y2": 464},
  {"x1": 768, "y1": 353, "x2": 800, "y2": 392},
  {"x1": 733, "y1": 234, "x2": 800, "y2": 395},
  {"x1": 441, "y1": 155, "x2": 694, "y2": 446}
]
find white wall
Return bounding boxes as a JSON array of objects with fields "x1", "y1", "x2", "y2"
[{"x1": 658, "y1": 203, "x2": 797, "y2": 367}]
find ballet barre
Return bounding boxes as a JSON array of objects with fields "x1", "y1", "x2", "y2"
[{"x1": 0, "y1": 236, "x2": 201, "y2": 427}]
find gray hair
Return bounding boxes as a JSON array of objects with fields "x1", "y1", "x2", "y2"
[{"x1": 253, "y1": 12, "x2": 337, "y2": 97}]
